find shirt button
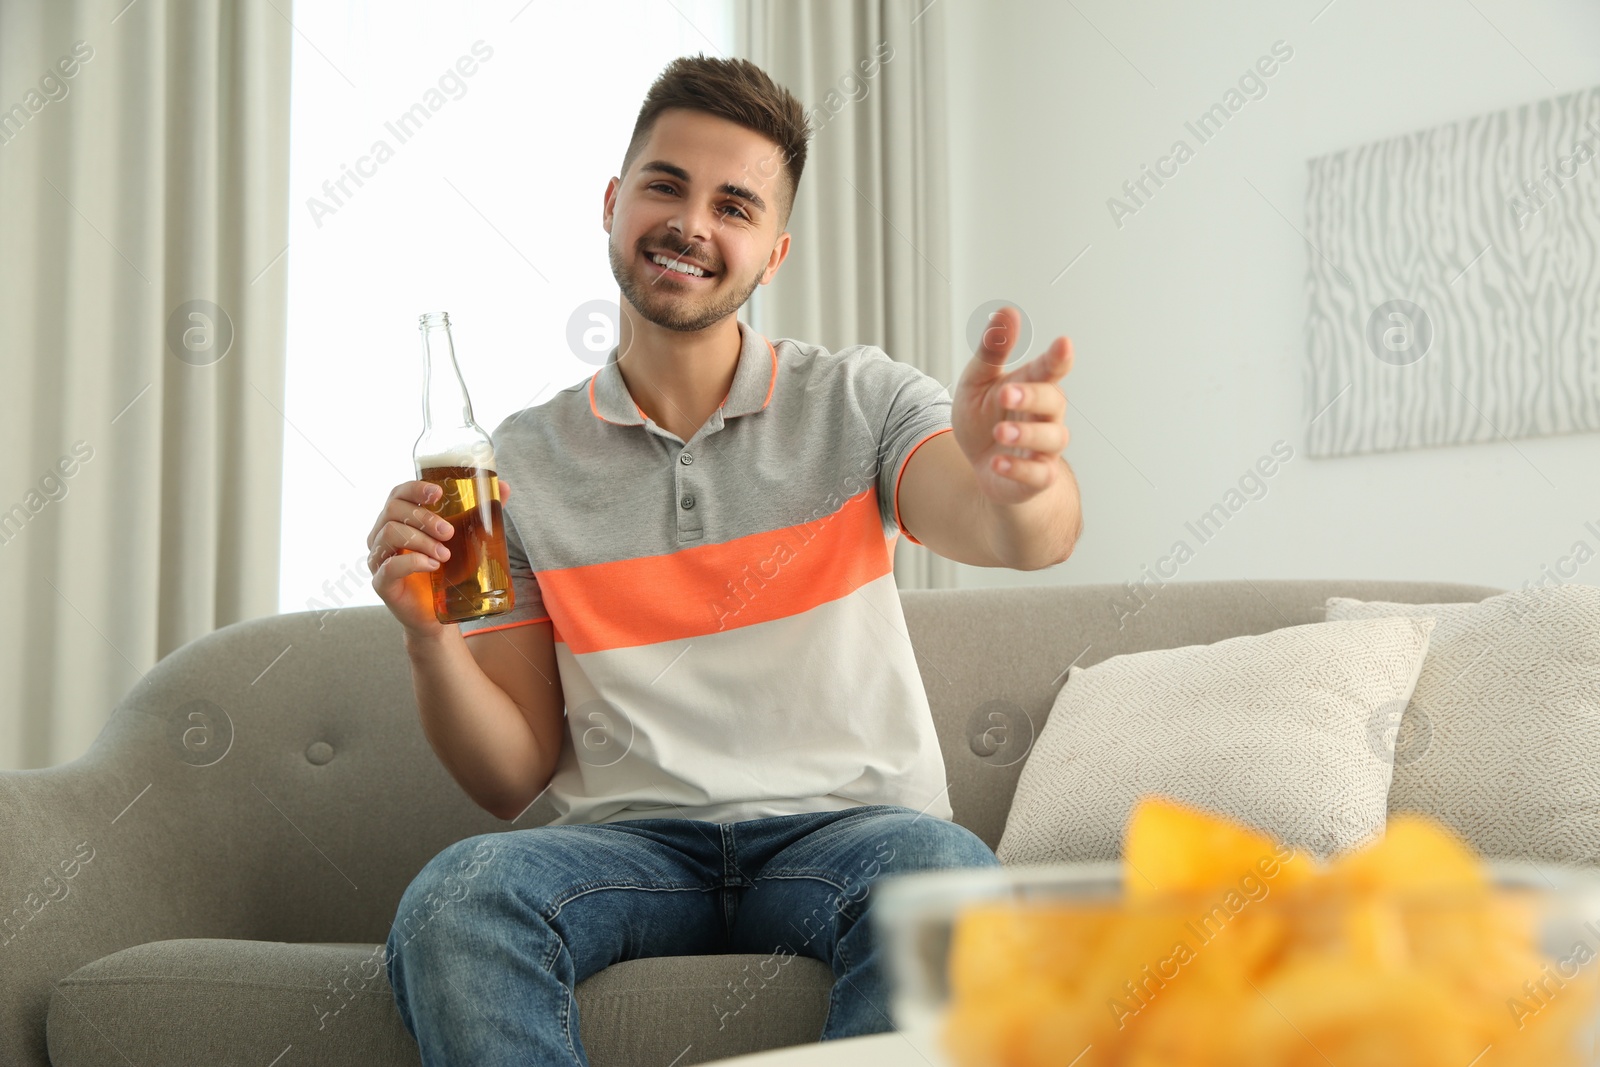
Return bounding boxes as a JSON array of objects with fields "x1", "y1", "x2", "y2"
[
  {"x1": 680, "y1": 453, "x2": 694, "y2": 465},
  {"x1": 681, "y1": 494, "x2": 695, "y2": 509}
]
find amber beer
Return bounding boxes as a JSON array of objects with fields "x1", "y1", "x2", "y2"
[
  {"x1": 417, "y1": 456, "x2": 514, "y2": 624},
  {"x1": 412, "y1": 310, "x2": 515, "y2": 624}
]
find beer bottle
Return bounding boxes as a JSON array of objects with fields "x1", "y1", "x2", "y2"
[{"x1": 413, "y1": 311, "x2": 515, "y2": 624}]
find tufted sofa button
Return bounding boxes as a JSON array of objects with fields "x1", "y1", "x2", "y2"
[{"x1": 305, "y1": 741, "x2": 334, "y2": 765}]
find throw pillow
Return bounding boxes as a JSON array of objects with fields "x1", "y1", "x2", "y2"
[
  {"x1": 1325, "y1": 584, "x2": 1600, "y2": 865},
  {"x1": 995, "y1": 615, "x2": 1437, "y2": 867}
]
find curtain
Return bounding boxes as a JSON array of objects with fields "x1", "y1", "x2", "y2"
[
  {"x1": 0, "y1": 1, "x2": 292, "y2": 769},
  {"x1": 734, "y1": 0, "x2": 956, "y2": 592}
]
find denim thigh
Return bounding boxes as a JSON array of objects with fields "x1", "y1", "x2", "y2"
[
  {"x1": 726, "y1": 804, "x2": 1001, "y2": 963},
  {"x1": 385, "y1": 818, "x2": 734, "y2": 1064},
  {"x1": 390, "y1": 820, "x2": 732, "y2": 978}
]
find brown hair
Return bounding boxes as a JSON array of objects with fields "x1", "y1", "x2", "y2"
[{"x1": 620, "y1": 54, "x2": 811, "y2": 231}]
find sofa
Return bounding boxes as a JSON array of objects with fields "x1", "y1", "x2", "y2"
[{"x1": 1, "y1": 577, "x2": 1506, "y2": 1066}]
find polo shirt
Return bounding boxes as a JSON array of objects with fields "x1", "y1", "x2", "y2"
[{"x1": 458, "y1": 317, "x2": 957, "y2": 827}]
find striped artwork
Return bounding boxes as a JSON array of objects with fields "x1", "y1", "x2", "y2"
[{"x1": 1304, "y1": 85, "x2": 1600, "y2": 457}]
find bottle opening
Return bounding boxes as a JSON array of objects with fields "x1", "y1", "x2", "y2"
[{"x1": 419, "y1": 311, "x2": 451, "y2": 329}]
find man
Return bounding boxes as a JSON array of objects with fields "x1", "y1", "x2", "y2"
[{"x1": 370, "y1": 53, "x2": 1080, "y2": 1065}]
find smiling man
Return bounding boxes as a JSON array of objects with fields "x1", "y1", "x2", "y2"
[{"x1": 377, "y1": 54, "x2": 1082, "y2": 1065}]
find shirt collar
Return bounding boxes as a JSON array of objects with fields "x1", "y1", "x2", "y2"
[{"x1": 588, "y1": 318, "x2": 778, "y2": 427}]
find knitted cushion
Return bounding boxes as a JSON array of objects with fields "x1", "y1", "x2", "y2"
[
  {"x1": 1325, "y1": 585, "x2": 1600, "y2": 864},
  {"x1": 996, "y1": 616, "x2": 1436, "y2": 865}
]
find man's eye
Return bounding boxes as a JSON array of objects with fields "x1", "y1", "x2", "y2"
[{"x1": 647, "y1": 183, "x2": 747, "y2": 220}]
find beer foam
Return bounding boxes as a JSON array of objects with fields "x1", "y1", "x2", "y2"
[{"x1": 416, "y1": 442, "x2": 495, "y2": 470}]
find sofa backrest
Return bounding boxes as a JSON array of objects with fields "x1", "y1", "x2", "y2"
[{"x1": 910, "y1": 578, "x2": 1503, "y2": 851}]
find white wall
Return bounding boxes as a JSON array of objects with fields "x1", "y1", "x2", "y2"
[{"x1": 940, "y1": 0, "x2": 1600, "y2": 596}]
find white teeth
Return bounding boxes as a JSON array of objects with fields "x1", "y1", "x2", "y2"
[{"x1": 650, "y1": 253, "x2": 706, "y2": 277}]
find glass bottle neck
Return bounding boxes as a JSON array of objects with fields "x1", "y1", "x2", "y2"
[{"x1": 420, "y1": 321, "x2": 474, "y2": 430}]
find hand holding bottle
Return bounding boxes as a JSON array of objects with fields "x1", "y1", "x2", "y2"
[{"x1": 367, "y1": 478, "x2": 513, "y2": 638}]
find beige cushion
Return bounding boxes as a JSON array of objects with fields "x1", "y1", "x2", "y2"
[
  {"x1": 1324, "y1": 585, "x2": 1600, "y2": 865},
  {"x1": 995, "y1": 616, "x2": 1437, "y2": 866}
]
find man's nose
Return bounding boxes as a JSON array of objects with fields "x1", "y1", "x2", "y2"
[{"x1": 666, "y1": 199, "x2": 717, "y2": 244}]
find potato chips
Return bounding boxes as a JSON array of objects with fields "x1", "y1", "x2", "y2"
[{"x1": 942, "y1": 796, "x2": 1599, "y2": 1066}]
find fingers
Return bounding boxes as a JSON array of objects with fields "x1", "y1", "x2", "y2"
[
  {"x1": 996, "y1": 379, "x2": 1068, "y2": 419},
  {"x1": 367, "y1": 475, "x2": 509, "y2": 580},
  {"x1": 366, "y1": 520, "x2": 450, "y2": 577},
  {"x1": 368, "y1": 480, "x2": 442, "y2": 549},
  {"x1": 367, "y1": 511, "x2": 453, "y2": 577},
  {"x1": 976, "y1": 306, "x2": 1022, "y2": 368},
  {"x1": 371, "y1": 482, "x2": 454, "y2": 547},
  {"x1": 371, "y1": 546, "x2": 440, "y2": 588},
  {"x1": 994, "y1": 418, "x2": 1070, "y2": 455},
  {"x1": 991, "y1": 450, "x2": 1061, "y2": 489},
  {"x1": 1006, "y1": 335, "x2": 1074, "y2": 385}
]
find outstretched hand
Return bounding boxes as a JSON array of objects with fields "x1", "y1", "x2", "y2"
[{"x1": 950, "y1": 306, "x2": 1073, "y2": 506}]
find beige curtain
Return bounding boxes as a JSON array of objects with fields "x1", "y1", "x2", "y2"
[
  {"x1": 0, "y1": 1, "x2": 292, "y2": 769},
  {"x1": 735, "y1": 0, "x2": 956, "y2": 592}
]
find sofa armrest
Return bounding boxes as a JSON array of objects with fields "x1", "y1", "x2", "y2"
[
  {"x1": 0, "y1": 606, "x2": 473, "y2": 1067},
  {"x1": 2, "y1": 752, "x2": 217, "y2": 1067}
]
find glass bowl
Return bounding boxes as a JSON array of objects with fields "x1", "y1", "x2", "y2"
[{"x1": 872, "y1": 859, "x2": 1600, "y2": 1067}]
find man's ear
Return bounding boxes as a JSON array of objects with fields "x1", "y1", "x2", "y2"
[
  {"x1": 761, "y1": 230, "x2": 792, "y2": 285},
  {"x1": 602, "y1": 176, "x2": 619, "y2": 234}
]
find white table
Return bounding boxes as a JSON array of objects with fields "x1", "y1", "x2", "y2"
[{"x1": 699, "y1": 1028, "x2": 946, "y2": 1065}]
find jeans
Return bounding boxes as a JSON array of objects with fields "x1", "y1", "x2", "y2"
[{"x1": 384, "y1": 803, "x2": 1001, "y2": 1066}]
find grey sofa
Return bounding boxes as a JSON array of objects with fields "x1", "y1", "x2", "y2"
[{"x1": 2, "y1": 578, "x2": 1503, "y2": 1066}]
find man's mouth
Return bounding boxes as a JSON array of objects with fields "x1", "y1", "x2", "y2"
[{"x1": 644, "y1": 249, "x2": 716, "y2": 281}]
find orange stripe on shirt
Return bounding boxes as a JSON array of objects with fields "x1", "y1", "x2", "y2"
[{"x1": 538, "y1": 487, "x2": 892, "y2": 654}]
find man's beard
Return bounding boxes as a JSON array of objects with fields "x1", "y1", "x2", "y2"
[{"x1": 609, "y1": 236, "x2": 762, "y2": 333}]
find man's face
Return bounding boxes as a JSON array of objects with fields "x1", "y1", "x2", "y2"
[{"x1": 604, "y1": 108, "x2": 790, "y2": 334}]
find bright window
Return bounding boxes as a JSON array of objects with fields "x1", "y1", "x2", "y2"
[{"x1": 279, "y1": 0, "x2": 735, "y2": 615}]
